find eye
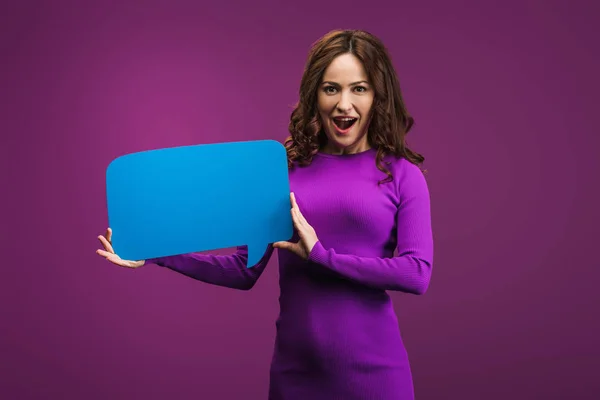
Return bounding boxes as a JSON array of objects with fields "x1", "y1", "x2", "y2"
[
  {"x1": 323, "y1": 86, "x2": 337, "y2": 94},
  {"x1": 354, "y1": 86, "x2": 367, "y2": 93}
]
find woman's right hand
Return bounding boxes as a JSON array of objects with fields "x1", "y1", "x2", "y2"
[{"x1": 96, "y1": 227, "x2": 145, "y2": 269}]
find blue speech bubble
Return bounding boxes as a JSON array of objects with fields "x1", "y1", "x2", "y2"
[{"x1": 105, "y1": 139, "x2": 293, "y2": 267}]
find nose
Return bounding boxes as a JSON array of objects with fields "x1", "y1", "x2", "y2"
[{"x1": 336, "y1": 91, "x2": 353, "y2": 113}]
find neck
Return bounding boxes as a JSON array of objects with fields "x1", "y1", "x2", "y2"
[{"x1": 322, "y1": 139, "x2": 371, "y2": 155}]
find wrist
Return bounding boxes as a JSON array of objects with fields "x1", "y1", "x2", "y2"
[{"x1": 307, "y1": 240, "x2": 322, "y2": 261}]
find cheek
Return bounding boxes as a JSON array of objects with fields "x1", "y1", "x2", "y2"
[
  {"x1": 358, "y1": 98, "x2": 374, "y2": 119},
  {"x1": 317, "y1": 95, "x2": 335, "y2": 115}
]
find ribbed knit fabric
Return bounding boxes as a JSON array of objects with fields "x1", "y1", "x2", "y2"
[{"x1": 146, "y1": 148, "x2": 434, "y2": 400}]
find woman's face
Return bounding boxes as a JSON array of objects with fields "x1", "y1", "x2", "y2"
[{"x1": 317, "y1": 53, "x2": 375, "y2": 155}]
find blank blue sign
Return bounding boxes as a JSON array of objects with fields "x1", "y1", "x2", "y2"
[{"x1": 105, "y1": 140, "x2": 293, "y2": 267}]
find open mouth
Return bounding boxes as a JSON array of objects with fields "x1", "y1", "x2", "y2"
[{"x1": 333, "y1": 117, "x2": 358, "y2": 130}]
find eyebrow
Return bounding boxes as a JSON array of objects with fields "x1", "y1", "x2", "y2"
[{"x1": 322, "y1": 80, "x2": 369, "y2": 86}]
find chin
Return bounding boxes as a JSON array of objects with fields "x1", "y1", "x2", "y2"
[
  {"x1": 332, "y1": 136, "x2": 357, "y2": 147},
  {"x1": 324, "y1": 131, "x2": 367, "y2": 151}
]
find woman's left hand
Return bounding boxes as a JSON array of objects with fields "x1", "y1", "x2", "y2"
[{"x1": 273, "y1": 192, "x2": 319, "y2": 260}]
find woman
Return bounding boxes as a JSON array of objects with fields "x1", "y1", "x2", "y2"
[{"x1": 97, "y1": 29, "x2": 433, "y2": 400}]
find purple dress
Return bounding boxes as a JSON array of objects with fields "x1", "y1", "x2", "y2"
[{"x1": 147, "y1": 148, "x2": 434, "y2": 400}]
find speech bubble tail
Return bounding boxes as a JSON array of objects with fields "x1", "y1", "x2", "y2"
[{"x1": 247, "y1": 242, "x2": 268, "y2": 268}]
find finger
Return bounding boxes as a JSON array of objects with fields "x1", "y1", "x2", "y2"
[
  {"x1": 97, "y1": 249, "x2": 130, "y2": 267},
  {"x1": 274, "y1": 241, "x2": 299, "y2": 253},
  {"x1": 96, "y1": 248, "x2": 118, "y2": 261},
  {"x1": 96, "y1": 248, "x2": 118, "y2": 259},
  {"x1": 293, "y1": 206, "x2": 306, "y2": 222},
  {"x1": 96, "y1": 248, "x2": 108, "y2": 257},
  {"x1": 290, "y1": 192, "x2": 298, "y2": 209},
  {"x1": 289, "y1": 195, "x2": 308, "y2": 223},
  {"x1": 273, "y1": 241, "x2": 291, "y2": 250},
  {"x1": 98, "y1": 235, "x2": 115, "y2": 253},
  {"x1": 293, "y1": 207, "x2": 308, "y2": 228},
  {"x1": 106, "y1": 228, "x2": 112, "y2": 243},
  {"x1": 291, "y1": 208, "x2": 303, "y2": 230}
]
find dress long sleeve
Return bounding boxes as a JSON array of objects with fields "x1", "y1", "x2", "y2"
[
  {"x1": 145, "y1": 244, "x2": 275, "y2": 290},
  {"x1": 307, "y1": 163, "x2": 433, "y2": 294}
]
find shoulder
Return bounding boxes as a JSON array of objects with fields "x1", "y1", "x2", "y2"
[
  {"x1": 384, "y1": 155, "x2": 430, "y2": 202},
  {"x1": 385, "y1": 155, "x2": 424, "y2": 178},
  {"x1": 287, "y1": 159, "x2": 306, "y2": 173}
]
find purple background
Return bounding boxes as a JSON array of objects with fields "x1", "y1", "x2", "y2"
[{"x1": 2, "y1": 0, "x2": 599, "y2": 399}]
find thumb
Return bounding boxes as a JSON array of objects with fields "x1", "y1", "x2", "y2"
[{"x1": 273, "y1": 241, "x2": 298, "y2": 252}]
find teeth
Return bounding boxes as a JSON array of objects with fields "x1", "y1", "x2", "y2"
[{"x1": 334, "y1": 117, "x2": 357, "y2": 130}]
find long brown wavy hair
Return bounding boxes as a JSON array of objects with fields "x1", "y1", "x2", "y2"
[{"x1": 284, "y1": 29, "x2": 425, "y2": 184}]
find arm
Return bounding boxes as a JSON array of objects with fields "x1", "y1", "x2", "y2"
[
  {"x1": 308, "y1": 164, "x2": 433, "y2": 294},
  {"x1": 145, "y1": 244, "x2": 274, "y2": 291}
]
